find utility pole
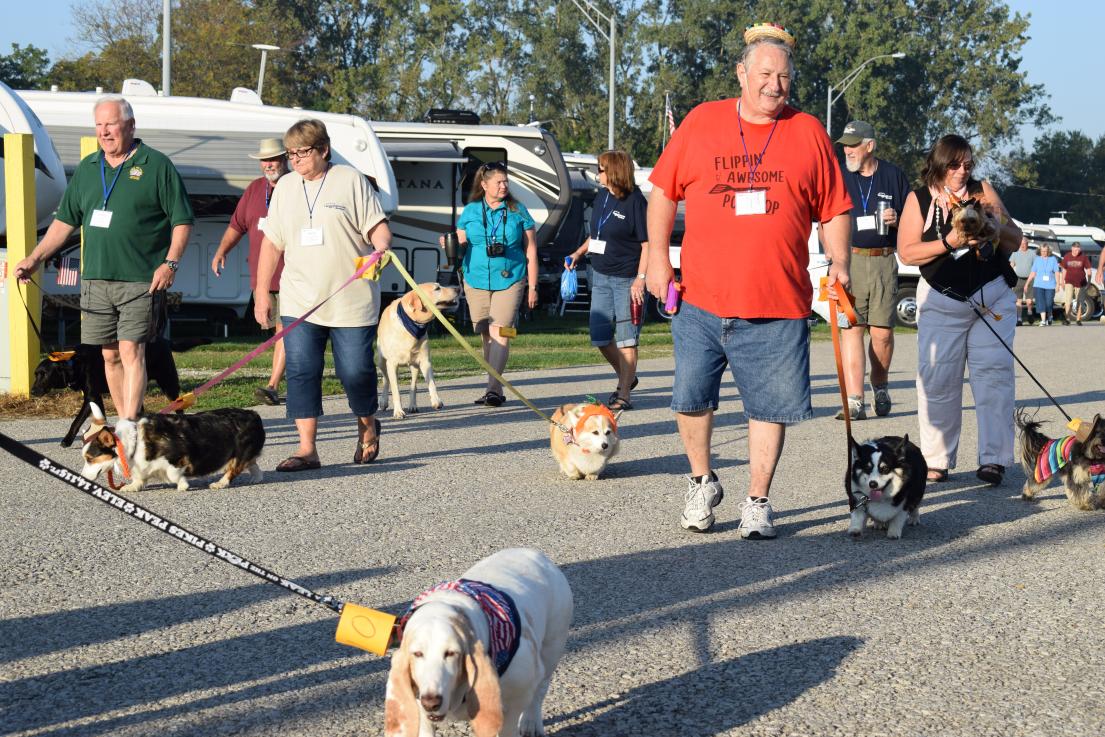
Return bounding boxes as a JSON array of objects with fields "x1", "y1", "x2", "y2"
[
  {"x1": 161, "y1": 0, "x2": 171, "y2": 95},
  {"x1": 571, "y1": 0, "x2": 616, "y2": 150}
]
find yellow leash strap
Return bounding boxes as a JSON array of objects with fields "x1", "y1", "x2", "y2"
[{"x1": 380, "y1": 253, "x2": 569, "y2": 432}]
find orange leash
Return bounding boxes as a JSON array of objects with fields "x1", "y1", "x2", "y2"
[
  {"x1": 818, "y1": 277, "x2": 859, "y2": 445},
  {"x1": 105, "y1": 433, "x2": 132, "y2": 491}
]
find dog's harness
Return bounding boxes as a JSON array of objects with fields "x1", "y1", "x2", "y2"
[
  {"x1": 1035, "y1": 436, "x2": 1105, "y2": 486},
  {"x1": 396, "y1": 579, "x2": 521, "y2": 676},
  {"x1": 396, "y1": 304, "x2": 430, "y2": 340},
  {"x1": 562, "y1": 403, "x2": 618, "y2": 452}
]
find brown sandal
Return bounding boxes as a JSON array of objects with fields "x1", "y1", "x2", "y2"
[
  {"x1": 354, "y1": 419, "x2": 381, "y2": 464},
  {"x1": 976, "y1": 464, "x2": 1004, "y2": 486}
]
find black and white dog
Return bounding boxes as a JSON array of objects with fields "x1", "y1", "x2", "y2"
[
  {"x1": 847, "y1": 435, "x2": 927, "y2": 539},
  {"x1": 80, "y1": 402, "x2": 265, "y2": 492}
]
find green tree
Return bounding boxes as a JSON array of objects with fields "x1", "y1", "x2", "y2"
[
  {"x1": 0, "y1": 44, "x2": 52, "y2": 88},
  {"x1": 1000, "y1": 131, "x2": 1105, "y2": 226}
]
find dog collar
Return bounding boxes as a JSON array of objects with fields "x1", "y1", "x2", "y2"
[{"x1": 397, "y1": 303, "x2": 430, "y2": 340}]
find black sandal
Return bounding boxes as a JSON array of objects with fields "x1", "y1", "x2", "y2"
[
  {"x1": 484, "y1": 392, "x2": 505, "y2": 407},
  {"x1": 354, "y1": 419, "x2": 381, "y2": 464},
  {"x1": 976, "y1": 464, "x2": 1004, "y2": 486},
  {"x1": 607, "y1": 396, "x2": 633, "y2": 411},
  {"x1": 608, "y1": 376, "x2": 640, "y2": 405},
  {"x1": 926, "y1": 468, "x2": 949, "y2": 483}
]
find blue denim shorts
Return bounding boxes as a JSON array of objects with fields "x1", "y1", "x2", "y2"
[
  {"x1": 281, "y1": 318, "x2": 379, "y2": 419},
  {"x1": 589, "y1": 269, "x2": 641, "y2": 348},
  {"x1": 670, "y1": 301, "x2": 812, "y2": 423}
]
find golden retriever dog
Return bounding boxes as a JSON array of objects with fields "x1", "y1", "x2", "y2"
[
  {"x1": 549, "y1": 402, "x2": 622, "y2": 480},
  {"x1": 377, "y1": 283, "x2": 460, "y2": 419},
  {"x1": 385, "y1": 548, "x2": 573, "y2": 737}
]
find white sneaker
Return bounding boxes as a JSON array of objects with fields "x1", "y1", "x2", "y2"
[
  {"x1": 680, "y1": 474, "x2": 725, "y2": 532},
  {"x1": 738, "y1": 497, "x2": 777, "y2": 539}
]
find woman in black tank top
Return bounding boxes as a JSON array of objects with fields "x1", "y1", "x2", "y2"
[{"x1": 896, "y1": 135, "x2": 1023, "y2": 487}]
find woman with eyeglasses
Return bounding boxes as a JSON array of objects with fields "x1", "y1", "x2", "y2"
[
  {"x1": 565, "y1": 150, "x2": 649, "y2": 410},
  {"x1": 254, "y1": 119, "x2": 392, "y2": 471},
  {"x1": 898, "y1": 134, "x2": 1023, "y2": 487},
  {"x1": 451, "y1": 161, "x2": 538, "y2": 407}
]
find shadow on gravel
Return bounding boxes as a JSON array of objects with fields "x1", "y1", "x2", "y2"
[
  {"x1": 547, "y1": 636, "x2": 863, "y2": 736},
  {"x1": 0, "y1": 567, "x2": 392, "y2": 666}
]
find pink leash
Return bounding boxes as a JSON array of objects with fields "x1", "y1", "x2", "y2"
[{"x1": 161, "y1": 250, "x2": 386, "y2": 414}]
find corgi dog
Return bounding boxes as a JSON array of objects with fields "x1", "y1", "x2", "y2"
[
  {"x1": 80, "y1": 402, "x2": 265, "y2": 492},
  {"x1": 1017, "y1": 411, "x2": 1105, "y2": 511},
  {"x1": 549, "y1": 402, "x2": 621, "y2": 480},
  {"x1": 847, "y1": 434, "x2": 927, "y2": 539}
]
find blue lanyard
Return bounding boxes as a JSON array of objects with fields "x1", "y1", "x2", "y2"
[
  {"x1": 857, "y1": 174, "x2": 874, "y2": 214},
  {"x1": 264, "y1": 182, "x2": 272, "y2": 211},
  {"x1": 301, "y1": 165, "x2": 330, "y2": 225},
  {"x1": 594, "y1": 192, "x2": 615, "y2": 238},
  {"x1": 99, "y1": 143, "x2": 136, "y2": 208},
  {"x1": 736, "y1": 99, "x2": 779, "y2": 191},
  {"x1": 482, "y1": 202, "x2": 508, "y2": 245}
]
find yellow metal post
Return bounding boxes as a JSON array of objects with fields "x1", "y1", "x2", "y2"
[{"x1": 4, "y1": 133, "x2": 39, "y2": 396}]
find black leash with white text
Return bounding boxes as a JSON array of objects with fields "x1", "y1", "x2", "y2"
[{"x1": 0, "y1": 431, "x2": 344, "y2": 614}]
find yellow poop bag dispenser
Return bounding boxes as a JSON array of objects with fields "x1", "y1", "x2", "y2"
[{"x1": 335, "y1": 602, "x2": 397, "y2": 655}]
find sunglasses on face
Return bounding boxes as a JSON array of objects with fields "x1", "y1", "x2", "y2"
[
  {"x1": 287, "y1": 146, "x2": 319, "y2": 160},
  {"x1": 948, "y1": 159, "x2": 974, "y2": 172}
]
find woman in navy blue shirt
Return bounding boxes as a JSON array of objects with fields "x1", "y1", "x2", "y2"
[
  {"x1": 566, "y1": 150, "x2": 649, "y2": 410},
  {"x1": 453, "y1": 162, "x2": 538, "y2": 407}
]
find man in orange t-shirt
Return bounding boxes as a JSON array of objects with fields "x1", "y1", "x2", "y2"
[{"x1": 646, "y1": 30, "x2": 853, "y2": 538}]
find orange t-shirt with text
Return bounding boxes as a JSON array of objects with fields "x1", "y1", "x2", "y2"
[{"x1": 650, "y1": 100, "x2": 852, "y2": 318}]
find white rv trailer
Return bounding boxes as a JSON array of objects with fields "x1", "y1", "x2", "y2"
[
  {"x1": 0, "y1": 80, "x2": 66, "y2": 235},
  {"x1": 369, "y1": 117, "x2": 572, "y2": 297},
  {"x1": 19, "y1": 81, "x2": 397, "y2": 317}
]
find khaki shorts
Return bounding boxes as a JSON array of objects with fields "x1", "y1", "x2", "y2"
[
  {"x1": 80, "y1": 280, "x2": 161, "y2": 344},
  {"x1": 849, "y1": 251, "x2": 898, "y2": 327},
  {"x1": 463, "y1": 280, "x2": 525, "y2": 333}
]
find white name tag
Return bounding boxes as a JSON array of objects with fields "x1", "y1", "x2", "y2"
[
  {"x1": 90, "y1": 209, "x2": 113, "y2": 228},
  {"x1": 257, "y1": 216, "x2": 267, "y2": 231},
  {"x1": 856, "y1": 215, "x2": 876, "y2": 231},
  {"x1": 589, "y1": 238, "x2": 607, "y2": 255},
  {"x1": 734, "y1": 189, "x2": 767, "y2": 216},
  {"x1": 300, "y1": 227, "x2": 324, "y2": 247}
]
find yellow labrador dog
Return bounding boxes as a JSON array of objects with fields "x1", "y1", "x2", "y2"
[
  {"x1": 377, "y1": 283, "x2": 459, "y2": 419},
  {"x1": 385, "y1": 548, "x2": 573, "y2": 737}
]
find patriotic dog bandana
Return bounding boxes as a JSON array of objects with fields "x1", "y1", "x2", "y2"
[
  {"x1": 398, "y1": 578, "x2": 521, "y2": 675},
  {"x1": 1035, "y1": 436, "x2": 1105, "y2": 486}
]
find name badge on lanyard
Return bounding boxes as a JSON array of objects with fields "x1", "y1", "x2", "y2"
[
  {"x1": 90, "y1": 209, "x2": 113, "y2": 228},
  {"x1": 589, "y1": 238, "x2": 607, "y2": 254},
  {"x1": 300, "y1": 227, "x2": 324, "y2": 247},
  {"x1": 257, "y1": 216, "x2": 268, "y2": 231},
  {"x1": 735, "y1": 189, "x2": 767, "y2": 216},
  {"x1": 856, "y1": 215, "x2": 876, "y2": 231},
  {"x1": 95, "y1": 144, "x2": 134, "y2": 230}
]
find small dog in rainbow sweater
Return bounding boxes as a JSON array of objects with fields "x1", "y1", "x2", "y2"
[{"x1": 1016, "y1": 411, "x2": 1105, "y2": 511}]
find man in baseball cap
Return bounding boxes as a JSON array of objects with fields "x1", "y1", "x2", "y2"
[{"x1": 211, "y1": 137, "x2": 290, "y2": 404}]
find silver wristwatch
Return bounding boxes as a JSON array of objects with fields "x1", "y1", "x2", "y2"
[{"x1": 163, "y1": 259, "x2": 179, "y2": 272}]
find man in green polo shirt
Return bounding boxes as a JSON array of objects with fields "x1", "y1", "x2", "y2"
[{"x1": 14, "y1": 95, "x2": 193, "y2": 421}]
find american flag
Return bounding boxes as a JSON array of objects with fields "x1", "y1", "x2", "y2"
[
  {"x1": 57, "y1": 256, "x2": 79, "y2": 287},
  {"x1": 665, "y1": 94, "x2": 677, "y2": 136}
]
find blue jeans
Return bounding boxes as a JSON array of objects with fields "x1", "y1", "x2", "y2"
[
  {"x1": 281, "y1": 317, "x2": 379, "y2": 419},
  {"x1": 589, "y1": 269, "x2": 641, "y2": 347},
  {"x1": 670, "y1": 301, "x2": 812, "y2": 423},
  {"x1": 1033, "y1": 287, "x2": 1054, "y2": 317}
]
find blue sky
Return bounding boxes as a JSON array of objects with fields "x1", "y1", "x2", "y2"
[{"x1": 2, "y1": 1, "x2": 1098, "y2": 145}]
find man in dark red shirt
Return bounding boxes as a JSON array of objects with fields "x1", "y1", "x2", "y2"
[
  {"x1": 1058, "y1": 242, "x2": 1092, "y2": 325},
  {"x1": 211, "y1": 138, "x2": 289, "y2": 404}
]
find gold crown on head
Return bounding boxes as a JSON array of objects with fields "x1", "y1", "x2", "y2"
[{"x1": 744, "y1": 22, "x2": 796, "y2": 48}]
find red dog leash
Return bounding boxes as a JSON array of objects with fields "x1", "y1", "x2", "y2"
[
  {"x1": 161, "y1": 250, "x2": 387, "y2": 413},
  {"x1": 818, "y1": 277, "x2": 859, "y2": 446}
]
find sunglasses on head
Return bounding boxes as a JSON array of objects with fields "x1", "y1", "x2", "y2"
[{"x1": 481, "y1": 161, "x2": 507, "y2": 172}]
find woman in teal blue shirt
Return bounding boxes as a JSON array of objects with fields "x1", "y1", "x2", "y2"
[
  {"x1": 454, "y1": 162, "x2": 538, "y2": 406},
  {"x1": 1024, "y1": 244, "x2": 1060, "y2": 325}
]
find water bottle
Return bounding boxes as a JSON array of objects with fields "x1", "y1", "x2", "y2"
[
  {"x1": 876, "y1": 201, "x2": 890, "y2": 236},
  {"x1": 443, "y1": 231, "x2": 459, "y2": 265}
]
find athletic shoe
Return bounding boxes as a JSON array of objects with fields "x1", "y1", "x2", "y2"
[
  {"x1": 835, "y1": 396, "x2": 866, "y2": 420},
  {"x1": 738, "y1": 497, "x2": 776, "y2": 539},
  {"x1": 680, "y1": 473, "x2": 724, "y2": 532},
  {"x1": 873, "y1": 386, "x2": 892, "y2": 417}
]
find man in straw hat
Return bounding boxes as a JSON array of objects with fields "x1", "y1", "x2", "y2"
[
  {"x1": 211, "y1": 137, "x2": 290, "y2": 405},
  {"x1": 646, "y1": 22, "x2": 854, "y2": 538}
]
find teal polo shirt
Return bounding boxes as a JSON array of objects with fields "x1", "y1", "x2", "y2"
[
  {"x1": 55, "y1": 139, "x2": 194, "y2": 282},
  {"x1": 457, "y1": 199, "x2": 535, "y2": 291}
]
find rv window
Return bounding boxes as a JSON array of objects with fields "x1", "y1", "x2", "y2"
[{"x1": 460, "y1": 148, "x2": 508, "y2": 203}]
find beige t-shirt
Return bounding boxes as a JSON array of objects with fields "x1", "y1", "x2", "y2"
[{"x1": 263, "y1": 164, "x2": 388, "y2": 326}]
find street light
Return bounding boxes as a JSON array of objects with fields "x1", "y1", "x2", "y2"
[
  {"x1": 251, "y1": 44, "x2": 281, "y2": 100},
  {"x1": 570, "y1": 0, "x2": 616, "y2": 150},
  {"x1": 825, "y1": 52, "x2": 905, "y2": 138}
]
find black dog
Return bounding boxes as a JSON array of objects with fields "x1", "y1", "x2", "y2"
[
  {"x1": 32, "y1": 337, "x2": 210, "y2": 447},
  {"x1": 846, "y1": 435, "x2": 927, "y2": 539}
]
